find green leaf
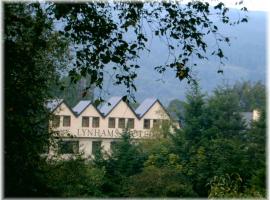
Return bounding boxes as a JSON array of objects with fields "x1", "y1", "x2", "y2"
[
  {"x1": 217, "y1": 48, "x2": 224, "y2": 58},
  {"x1": 130, "y1": 44, "x2": 137, "y2": 49}
]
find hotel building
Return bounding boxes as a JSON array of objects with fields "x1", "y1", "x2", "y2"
[{"x1": 46, "y1": 97, "x2": 173, "y2": 157}]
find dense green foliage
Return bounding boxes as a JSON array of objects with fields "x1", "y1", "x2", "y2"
[
  {"x1": 233, "y1": 80, "x2": 266, "y2": 111},
  {"x1": 40, "y1": 156, "x2": 106, "y2": 197},
  {"x1": 166, "y1": 99, "x2": 185, "y2": 123},
  {"x1": 97, "y1": 133, "x2": 146, "y2": 197},
  {"x1": 50, "y1": 76, "x2": 95, "y2": 107},
  {"x1": 166, "y1": 80, "x2": 266, "y2": 120},
  {"x1": 40, "y1": 83, "x2": 266, "y2": 197},
  {"x1": 6, "y1": 76, "x2": 266, "y2": 198},
  {"x1": 4, "y1": 3, "x2": 67, "y2": 196},
  {"x1": 36, "y1": 82, "x2": 266, "y2": 197}
]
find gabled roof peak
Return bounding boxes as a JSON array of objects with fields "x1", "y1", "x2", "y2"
[
  {"x1": 99, "y1": 96, "x2": 123, "y2": 116},
  {"x1": 45, "y1": 99, "x2": 64, "y2": 112},
  {"x1": 135, "y1": 98, "x2": 158, "y2": 118},
  {"x1": 73, "y1": 100, "x2": 92, "y2": 115},
  {"x1": 46, "y1": 97, "x2": 168, "y2": 120}
]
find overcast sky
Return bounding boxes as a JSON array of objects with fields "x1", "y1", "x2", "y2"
[
  {"x1": 206, "y1": 0, "x2": 269, "y2": 11},
  {"x1": 178, "y1": 0, "x2": 268, "y2": 11}
]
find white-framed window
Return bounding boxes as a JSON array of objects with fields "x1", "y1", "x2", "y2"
[
  {"x1": 82, "y1": 116, "x2": 89, "y2": 127},
  {"x1": 127, "y1": 118, "x2": 135, "y2": 129},
  {"x1": 63, "y1": 115, "x2": 71, "y2": 127},
  {"x1": 108, "y1": 117, "x2": 116, "y2": 128},
  {"x1": 92, "y1": 117, "x2": 100, "y2": 128},
  {"x1": 118, "y1": 118, "x2": 125, "y2": 128},
  {"x1": 144, "y1": 119, "x2": 150, "y2": 129},
  {"x1": 52, "y1": 115, "x2": 60, "y2": 127}
]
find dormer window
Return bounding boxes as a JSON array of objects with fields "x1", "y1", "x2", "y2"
[
  {"x1": 82, "y1": 116, "x2": 89, "y2": 127},
  {"x1": 52, "y1": 115, "x2": 60, "y2": 127},
  {"x1": 118, "y1": 118, "x2": 125, "y2": 129},
  {"x1": 153, "y1": 119, "x2": 161, "y2": 128},
  {"x1": 143, "y1": 119, "x2": 150, "y2": 129},
  {"x1": 63, "y1": 116, "x2": 71, "y2": 127},
  {"x1": 108, "y1": 117, "x2": 116, "y2": 128},
  {"x1": 92, "y1": 117, "x2": 100, "y2": 128},
  {"x1": 127, "y1": 118, "x2": 134, "y2": 129}
]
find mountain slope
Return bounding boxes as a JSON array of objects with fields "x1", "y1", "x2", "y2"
[{"x1": 101, "y1": 10, "x2": 266, "y2": 105}]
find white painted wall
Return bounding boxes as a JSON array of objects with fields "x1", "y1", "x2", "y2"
[{"x1": 49, "y1": 100, "x2": 174, "y2": 157}]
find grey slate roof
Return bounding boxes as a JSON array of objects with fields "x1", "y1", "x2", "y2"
[
  {"x1": 45, "y1": 99, "x2": 64, "y2": 112},
  {"x1": 73, "y1": 100, "x2": 91, "y2": 115},
  {"x1": 99, "y1": 96, "x2": 122, "y2": 116},
  {"x1": 135, "y1": 98, "x2": 157, "y2": 118}
]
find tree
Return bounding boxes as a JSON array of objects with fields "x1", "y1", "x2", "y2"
[
  {"x1": 42, "y1": 156, "x2": 106, "y2": 197},
  {"x1": 127, "y1": 165, "x2": 196, "y2": 197},
  {"x1": 48, "y1": 1, "x2": 247, "y2": 102},
  {"x1": 208, "y1": 173, "x2": 264, "y2": 198},
  {"x1": 172, "y1": 84, "x2": 209, "y2": 196},
  {"x1": 140, "y1": 134, "x2": 176, "y2": 168},
  {"x1": 195, "y1": 86, "x2": 248, "y2": 196},
  {"x1": 205, "y1": 85, "x2": 245, "y2": 139},
  {"x1": 233, "y1": 80, "x2": 266, "y2": 111},
  {"x1": 128, "y1": 129, "x2": 195, "y2": 197},
  {"x1": 95, "y1": 132, "x2": 146, "y2": 197},
  {"x1": 182, "y1": 84, "x2": 206, "y2": 142},
  {"x1": 4, "y1": 3, "x2": 68, "y2": 196},
  {"x1": 244, "y1": 109, "x2": 266, "y2": 196},
  {"x1": 166, "y1": 99, "x2": 185, "y2": 123},
  {"x1": 208, "y1": 173, "x2": 244, "y2": 198},
  {"x1": 172, "y1": 84, "x2": 256, "y2": 197}
]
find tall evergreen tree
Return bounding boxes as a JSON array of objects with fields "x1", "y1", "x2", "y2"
[
  {"x1": 194, "y1": 85, "x2": 248, "y2": 196},
  {"x1": 244, "y1": 109, "x2": 266, "y2": 196},
  {"x1": 182, "y1": 84, "x2": 206, "y2": 142},
  {"x1": 166, "y1": 99, "x2": 185, "y2": 123},
  {"x1": 173, "y1": 84, "x2": 254, "y2": 196},
  {"x1": 4, "y1": 3, "x2": 67, "y2": 196},
  {"x1": 233, "y1": 81, "x2": 266, "y2": 111},
  {"x1": 171, "y1": 84, "x2": 209, "y2": 196},
  {"x1": 205, "y1": 85, "x2": 246, "y2": 139},
  {"x1": 95, "y1": 132, "x2": 146, "y2": 197}
]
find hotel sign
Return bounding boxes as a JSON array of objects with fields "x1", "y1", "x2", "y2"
[{"x1": 57, "y1": 128, "x2": 155, "y2": 139}]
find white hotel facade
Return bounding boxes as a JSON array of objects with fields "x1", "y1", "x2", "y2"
[{"x1": 47, "y1": 97, "x2": 173, "y2": 157}]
